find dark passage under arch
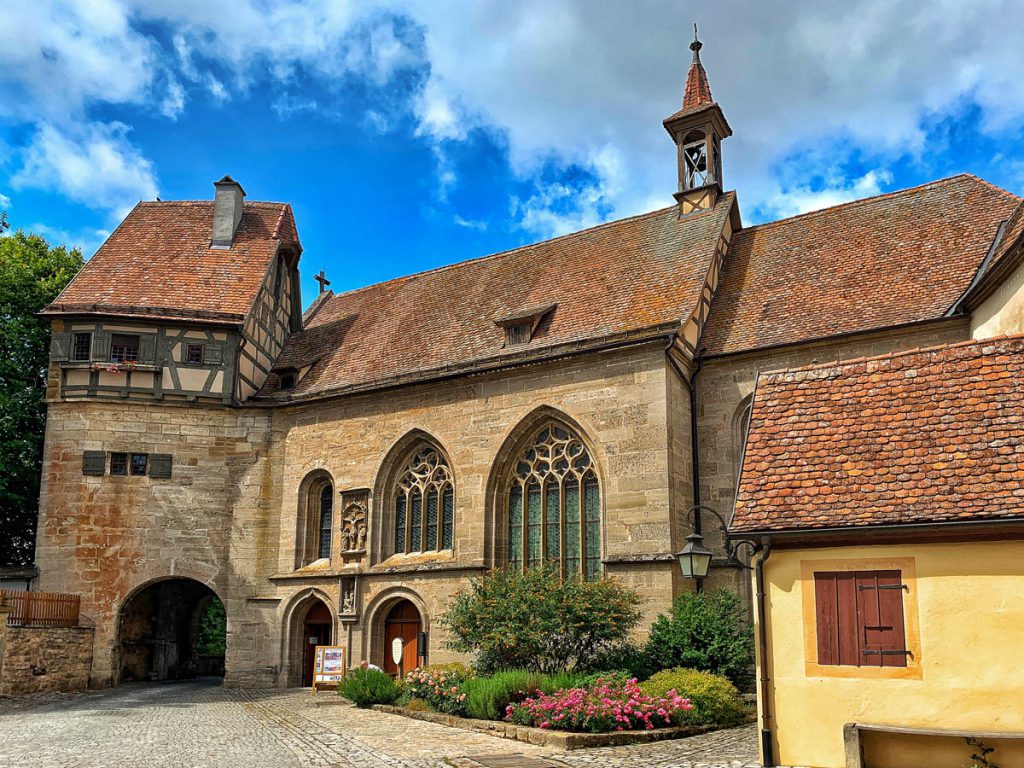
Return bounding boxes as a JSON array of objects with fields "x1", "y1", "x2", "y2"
[{"x1": 118, "y1": 578, "x2": 226, "y2": 683}]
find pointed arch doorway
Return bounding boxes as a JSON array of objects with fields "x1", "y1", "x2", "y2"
[
  {"x1": 382, "y1": 600, "x2": 421, "y2": 677},
  {"x1": 301, "y1": 600, "x2": 333, "y2": 687}
]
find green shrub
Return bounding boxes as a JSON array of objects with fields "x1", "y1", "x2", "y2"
[
  {"x1": 582, "y1": 642, "x2": 656, "y2": 681},
  {"x1": 537, "y1": 671, "x2": 588, "y2": 694},
  {"x1": 441, "y1": 566, "x2": 643, "y2": 674},
  {"x1": 644, "y1": 589, "x2": 754, "y2": 688},
  {"x1": 640, "y1": 668, "x2": 748, "y2": 726},
  {"x1": 404, "y1": 697, "x2": 434, "y2": 712},
  {"x1": 338, "y1": 668, "x2": 401, "y2": 708},
  {"x1": 462, "y1": 670, "x2": 544, "y2": 720}
]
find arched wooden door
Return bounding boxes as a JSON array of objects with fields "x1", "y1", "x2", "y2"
[
  {"x1": 302, "y1": 601, "x2": 333, "y2": 687},
  {"x1": 382, "y1": 600, "x2": 421, "y2": 677}
]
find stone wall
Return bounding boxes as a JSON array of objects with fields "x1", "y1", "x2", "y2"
[
  {"x1": 267, "y1": 340, "x2": 692, "y2": 671},
  {"x1": 34, "y1": 400, "x2": 277, "y2": 688},
  {"x1": 0, "y1": 625, "x2": 95, "y2": 696},
  {"x1": 695, "y1": 317, "x2": 971, "y2": 592}
]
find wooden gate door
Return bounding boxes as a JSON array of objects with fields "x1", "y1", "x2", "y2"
[
  {"x1": 302, "y1": 601, "x2": 333, "y2": 687},
  {"x1": 382, "y1": 600, "x2": 421, "y2": 677}
]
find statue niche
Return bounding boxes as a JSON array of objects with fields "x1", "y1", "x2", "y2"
[{"x1": 340, "y1": 502, "x2": 367, "y2": 554}]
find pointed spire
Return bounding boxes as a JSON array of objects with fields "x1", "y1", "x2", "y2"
[{"x1": 682, "y1": 24, "x2": 713, "y2": 109}]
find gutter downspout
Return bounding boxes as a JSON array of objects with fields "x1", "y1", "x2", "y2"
[
  {"x1": 754, "y1": 537, "x2": 774, "y2": 767},
  {"x1": 664, "y1": 339, "x2": 704, "y2": 588}
]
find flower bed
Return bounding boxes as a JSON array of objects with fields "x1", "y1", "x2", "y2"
[{"x1": 505, "y1": 677, "x2": 691, "y2": 733}]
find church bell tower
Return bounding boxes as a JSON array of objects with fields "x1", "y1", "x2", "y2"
[{"x1": 663, "y1": 27, "x2": 732, "y2": 215}]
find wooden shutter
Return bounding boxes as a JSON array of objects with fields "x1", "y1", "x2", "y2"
[
  {"x1": 148, "y1": 454, "x2": 173, "y2": 478},
  {"x1": 815, "y1": 569, "x2": 908, "y2": 667},
  {"x1": 93, "y1": 332, "x2": 111, "y2": 361},
  {"x1": 50, "y1": 332, "x2": 71, "y2": 361},
  {"x1": 856, "y1": 570, "x2": 908, "y2": 667},
  {"x1": 82, "y1": 451, "x2": 106, "y2": 476},
  {"x1": 204, "y1": 344, "x2": 223, "y2": 364},
  {"x1": 138, "y1": 335, "x2": 157, "y2": 363}
]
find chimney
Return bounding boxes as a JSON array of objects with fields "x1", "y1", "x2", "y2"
[{"x1": 211, "y1": 175, "x2": 246, "y2": 249}]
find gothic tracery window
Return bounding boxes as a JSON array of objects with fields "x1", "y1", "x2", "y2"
[
  {"x1": 507, "y1": 421, "x2": 601, "y2": 581},
  {"x1": 393, "y1": 446, "x2": 454, "y2": 554}
]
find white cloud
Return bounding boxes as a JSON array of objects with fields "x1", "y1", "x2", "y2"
[
  {"x1": 453, "y1": 214, "x2": 487, "y2": 231},
  {"x1": 758, "y1": 169, "x2": 895, "y2": 220},
  {"x1": 13, "y1": 122, "x2": 158, "y2": 219},
  {"x1": 160, "y1": 80, "x2": 186, "y2": 119},
  {"x1": 0, "y1": 192, "x2": 11, "y2": 210}
]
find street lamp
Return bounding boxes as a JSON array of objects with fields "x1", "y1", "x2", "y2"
[{"x1": 673, "y1": 504, "x2": 759, "y2": 581}]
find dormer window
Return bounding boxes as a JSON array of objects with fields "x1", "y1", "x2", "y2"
[
  {"x1": 505, "y1": 324, "x2": 531, "y2": 346},
  {"x1": 277, "y1": 369, "x2": 297, "y2": 390},
  {"x1": 495, "y1": 303, "x2": 556, "y2": 348}
]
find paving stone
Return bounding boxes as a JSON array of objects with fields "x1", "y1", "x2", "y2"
[{"x1": 0, "y1": 681, "x2": 760, "y2": 768}]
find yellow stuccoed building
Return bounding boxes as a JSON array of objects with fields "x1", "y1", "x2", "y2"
[{"x1": 731, "y1": 321, "x2": 1024, "y2": 763}]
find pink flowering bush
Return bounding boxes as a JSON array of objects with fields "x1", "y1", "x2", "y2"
[
  {"x1": 402, "y1": 663, "x2": 472, "y2": 716},
  {"x1": 505, "y1": 677, "x2": 691, "y2": 733}
]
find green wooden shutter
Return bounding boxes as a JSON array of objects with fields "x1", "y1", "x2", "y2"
[
  {"x1": 82, "y1": 451, "x2": 106, "y2": 476},
  {"x1": 149, "y1": 454, "x2": 173, "y2": 478},
  {"x1": 93, "y1": 332, "x2": 111, "y2": 361},
  {"x1": 205, "y1": 344, "x2": 223, "y2": 364},
  {"x1": 50, "y1": 332, "x2": 71, "y2": 361},
  {"x1": 138, "y1": 335, "x2": 157, "y2": 363}
]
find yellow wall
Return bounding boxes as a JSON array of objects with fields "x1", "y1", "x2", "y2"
[
  {"x1": 972, "y1": 258, "x2": 1024, "y2": 339},
  {"x1": 758, "y1": 539, "x2": 1024, "y2": 768}
]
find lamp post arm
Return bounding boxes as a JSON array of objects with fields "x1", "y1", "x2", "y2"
[{"x1": 684, "y1": 504, "x2": 758, "y2": 571}]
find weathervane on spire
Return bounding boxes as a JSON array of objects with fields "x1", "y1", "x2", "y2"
[{"x1": 691, "y1": 23, "x2": 703, "y2": 60}]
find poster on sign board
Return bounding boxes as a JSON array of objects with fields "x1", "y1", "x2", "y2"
[{"x1": 312, "y1": 645, "x2": 346, "y2": 695}]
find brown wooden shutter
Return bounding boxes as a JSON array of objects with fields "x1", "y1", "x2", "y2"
[
  {"x1": 814, "y1": 572, "x2": 859, "y2": 666},
  {"x1": 856, "y1": 570, "x2": 908, "y2": 667},
  {"x1": 82, "y1": 451, "x2": 106, "y2": 476},
  {"x1": 138, "y1": 335, "x2": 157, "y2": 363}
]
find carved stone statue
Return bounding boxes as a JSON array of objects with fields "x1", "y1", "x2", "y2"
[
  {"x1": 341, "y1": 585, "x2": 356, "y2": 615},
  {"x1": 341, "y1": 503, "x2": 366, "y2": 552}
]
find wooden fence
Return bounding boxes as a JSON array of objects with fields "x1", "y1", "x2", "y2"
[{"x1": 1, "y1": 590, "x2": 81, "y2": 628}]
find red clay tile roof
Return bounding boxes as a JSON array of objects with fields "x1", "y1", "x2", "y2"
[
  {"x1": 959, "y1": 199, "x2": 1024, "y2": 310},
  {"x1": 43, "y1": 201, "x2": 300, "y2": 324},
  {"x1": 731, "y1": 335, "x2": 1024, "y2": 533},
  {"x1": 683, "y1": 55, "x2": 713, "y2": 109},
  {"x1": 701, "y1": 175, "x2": 1020, "y2": 356},
  {"x1": 260, "y1": 195, "x2": 736, "y2": 399}
]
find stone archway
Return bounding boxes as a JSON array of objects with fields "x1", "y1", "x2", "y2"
[
  {"x1": 117, "y1": 578, "x2": 225, "y2": 684},
  {"x1": 281, "y1": 590, "x2": 337, "y2": 688}
]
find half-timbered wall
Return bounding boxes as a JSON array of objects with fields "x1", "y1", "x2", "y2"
[
  {"x1": 237, "y1": 252, "x2": 298, "y2": 401},
  {"x1": 48, "y1": 319, "x2": 238, "y2": 404}
]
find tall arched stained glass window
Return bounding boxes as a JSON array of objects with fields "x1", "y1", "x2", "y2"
[
  {"x1": 507, "y1": 421, "x2": 601, "y2": 581},
  {"x1": 318, "y1": 484, "x2": 333, "y2": 560},
  {"x1": 393, "y1": 445, "x2": 455, "y2": 554}
]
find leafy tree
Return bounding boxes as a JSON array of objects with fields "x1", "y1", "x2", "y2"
[
  {"x1": 196, "y1": 597, "x2": 227, "y2": 656},
  {"x1": 643, "y1": 589, "x2": 754, "y2": 688},
  {"x1": 0, "y1": 218, "x2": 83, "y2": 566},
  {"x1": 441, "y1": 567, "x2": 643, "y2": 674}
]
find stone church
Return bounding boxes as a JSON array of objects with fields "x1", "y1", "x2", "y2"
[{"x1": 32, "y1": 37, "x2": 1023, "y2": 689}]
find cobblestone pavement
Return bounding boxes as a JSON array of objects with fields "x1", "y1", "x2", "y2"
[{"x1": 0, "y1": 680, "x2": 760, "y2": 768}]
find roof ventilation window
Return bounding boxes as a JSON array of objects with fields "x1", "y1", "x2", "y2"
[{"x1": 495, "y1": 303, "x2": 556, "y2": 348}]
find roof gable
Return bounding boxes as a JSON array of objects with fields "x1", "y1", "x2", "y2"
[
  {"x1": 701, "y1": 175, "x2": 1020, "y2": 356},
  {"x1": 261, "y1": 195, "x2": 736, "y2": 399},
  {"x1": 44, "y1": 200, "x2": 300, "y2": 324},
  {"x1": 732, "y1": 335, "x2": 1024, "y2": 534}
]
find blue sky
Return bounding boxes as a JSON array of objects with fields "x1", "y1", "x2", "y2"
[{"x1": 2, "y1": 1, "x2": 1024, "y2": 309}]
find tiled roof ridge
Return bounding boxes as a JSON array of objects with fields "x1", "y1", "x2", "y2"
[
  {"x1": 741, "y1": 174, "x2": 1017, "y2": 236},
  {"x1": 760, "y1": 333, "x2": 1024, "y2": 382},
  {"x1": 134, "y1": 199, "x2": 290, "y2": 209},
  {"x1": 323, "y1": 195, "x2": 732, "y2": 305},
  {"x1": 961, "y1": 173, "x2": 1023, "y2": 201}
]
